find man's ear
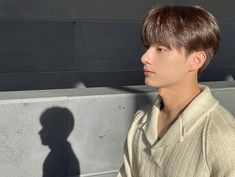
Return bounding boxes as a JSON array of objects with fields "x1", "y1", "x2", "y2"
[{"x1": 188, "y1": 51, "x2": 206, "y2": 72}]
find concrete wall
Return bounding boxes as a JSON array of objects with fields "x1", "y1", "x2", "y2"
[
  {"x1": 0, "y1": 81, "x2": 234, "y2": 177},
  {"x1": 0, "y1": 1, "x2": 234, "y2": 91}
]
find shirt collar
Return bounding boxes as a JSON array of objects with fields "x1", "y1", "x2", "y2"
[{"x1": 139, "y1": 85, "x2": 219, "y2": 148}]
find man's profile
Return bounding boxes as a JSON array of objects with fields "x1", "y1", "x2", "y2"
[{"x1": 118, "y1": 5, "x2": 235, "y2": 177}]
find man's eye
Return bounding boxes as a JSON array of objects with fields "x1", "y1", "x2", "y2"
[{"x1": 156, "y1": 47, "x2": 164, "y2": 52}]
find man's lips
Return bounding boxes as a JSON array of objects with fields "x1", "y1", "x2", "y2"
[
  {"x1": 144, "y1": 69, "x2": 155, "y2": 76},
  {"x1": 144, "y1": 69, "x2": 154, "y2": 72}
]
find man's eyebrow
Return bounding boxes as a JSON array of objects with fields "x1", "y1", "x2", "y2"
[{"x1": 154, "y1": 44, "x2": 172, "y2": 50}]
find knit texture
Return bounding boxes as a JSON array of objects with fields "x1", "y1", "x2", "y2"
[{"x1": 118, "y1": 86, "x2": 235, "y2": 177}]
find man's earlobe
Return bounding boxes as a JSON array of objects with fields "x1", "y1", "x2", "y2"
[{"x1": 189, "y1": 51, "x2": 206, "y2": 71}]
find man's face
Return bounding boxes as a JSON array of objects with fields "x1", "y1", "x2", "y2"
[{"x1": 141, "y1": 44, "x2": 190, "y2": 89}]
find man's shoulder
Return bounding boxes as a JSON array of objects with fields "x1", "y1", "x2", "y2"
[
  {"x1": 209, "y1": 104, "x2": 235, "y2": 125},
  {"x1": 206, "y1": 103, "x2": 235, "y2": 139},
  {"x1": 205, "y1": 104, "x2": 235, "y2": 169}
]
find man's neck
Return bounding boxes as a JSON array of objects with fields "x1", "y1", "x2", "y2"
[{"x1": 157, "y1": 83, "x2": 201, "y2": 121}]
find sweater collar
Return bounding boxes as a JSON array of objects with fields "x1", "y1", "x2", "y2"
[{"x1": 139, "y1": 85, "x2": 219, "y2": 148}]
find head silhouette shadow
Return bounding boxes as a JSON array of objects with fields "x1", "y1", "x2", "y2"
[{"x1": 39, "y1": 107, "x2": 80, "y2": 177}]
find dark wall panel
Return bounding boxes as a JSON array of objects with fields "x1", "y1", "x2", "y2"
[
  {"x1": 76, "y1": 0, "x2": 175, "y2": 20},
  {"x1": 209, "y1": 24, "x2": 235, "y2": 68},
  {"x1": 0, "y1": 1, "x2": 234, "y2": 91},
  {"x1": 0, "y1": 20, "x2": 75, "y2": 73},
  {"x1": 0, "y1": 72, "x2": 75, "y2": 91},
  {"x1": 0, "y1": 0, "x2": 76, "y2": 18},
  {"x1": 199, "y1": 68, "x2": 235, "y2": 82},
  {"x1": 0, "y1": 71, "x2": 144, "y2": 91},
  {"x1": 199, "y1": 23, "x2": 235, "y2": 81},
  {"x1": 75, "y1": 21, "x2": 144, "y2": 72}
]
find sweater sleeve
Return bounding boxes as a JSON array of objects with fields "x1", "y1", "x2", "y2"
[
  {"x1": 117, "y1": 140, "x2": 134, "y2": 177},
  {"x1": 117, "y1": 109, "x2": 145, "y2": 177},
  {"x1": 206, "y1": 112, "x2": 235, "y2": 177}
]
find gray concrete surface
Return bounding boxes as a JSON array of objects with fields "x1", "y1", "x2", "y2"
[{"x1": 0, "y1": 81, "x2": 234, "y2": 177}]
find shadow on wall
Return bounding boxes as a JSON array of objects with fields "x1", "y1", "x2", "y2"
[{"x1": 39, "y1": 107, "x2": 80, "y2": 177}]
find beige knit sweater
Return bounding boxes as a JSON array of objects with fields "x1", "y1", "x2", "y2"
[{"x1": 117, "y1": 86, "x2": 235, "y2": 177}]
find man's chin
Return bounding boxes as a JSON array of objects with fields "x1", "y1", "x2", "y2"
[{"x1": 145, "y1": 79, "x2": 159, "y2": 88}]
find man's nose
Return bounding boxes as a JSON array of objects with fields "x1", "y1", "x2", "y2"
[{"x1": 141, "y1": 49, "x2": 150, "y2": 65}]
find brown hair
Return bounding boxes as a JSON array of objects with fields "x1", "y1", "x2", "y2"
[{"x1": 141, "y1": 5, "x2": 220, "y2": 75}]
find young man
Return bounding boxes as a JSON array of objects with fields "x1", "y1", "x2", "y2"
[{"x1": 118, "y1": 5, "x2": 235, "y2": 177}]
